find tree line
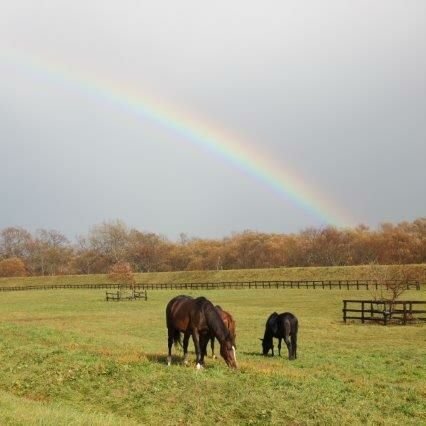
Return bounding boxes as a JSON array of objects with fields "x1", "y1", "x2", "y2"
[{"x1": 0, "y1": 218, "x2": 425, "y2": 277}]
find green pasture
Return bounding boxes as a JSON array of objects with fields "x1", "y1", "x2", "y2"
[
  {"x1": 0, "y1": 264, "x2": 425, "y2": 288},
  {"x1": 0, "y1": 288, "x2": 425, "y2": 425}
]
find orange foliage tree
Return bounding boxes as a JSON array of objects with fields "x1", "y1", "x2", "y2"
[
  {"x1": 108, "y1": 261, "x2": 136, "y2": 288},
  {"x1": 0, "y1": 257, "x2": 27, "y2": 277}
]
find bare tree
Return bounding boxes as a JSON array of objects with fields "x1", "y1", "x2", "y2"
[
  {"x1": 88, "y1": 220, "x2": 130, "y2": 264},
  {"x1": 367, "y1": 262, "x2": 419, "y2": 303},
  {"x1": 0, "y1": 227, "x2": 32, "y2": 259}
]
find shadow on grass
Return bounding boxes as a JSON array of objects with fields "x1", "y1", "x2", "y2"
[
  {"x1": 146, "y1": 352, "x2": 224, "y2": 369},
  {"x1": 145, "y1": 353, "x2": 171, "y2": 365},
  {"x1": 145, "y1": 353, "x2": 196, "y2": 366},
  {"x1": 240, "y1": 351, "x2": 266, "y2": 357}
]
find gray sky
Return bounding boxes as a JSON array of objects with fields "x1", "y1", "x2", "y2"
[{"x1": 1, "y1": 1, "x2": 425, "y2": 240}]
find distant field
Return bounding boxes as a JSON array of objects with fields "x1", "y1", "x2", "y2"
[
  {"x1": 0, "y1": 287, "x2": 425, "y2": 425},
  {"x1": 0, "y1": 264, "x2": 425, "y2": 288}
]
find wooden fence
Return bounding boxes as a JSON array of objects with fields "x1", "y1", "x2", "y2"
[
  {"x1": 0, "y1": 279, "x2": 421, "y2": 292},
  {"x1": 106, "y1": 289, "x2": 148, "y2": 302},
  {"x1": 343, "y1": 300, "x2": 426, "y2": 325}
]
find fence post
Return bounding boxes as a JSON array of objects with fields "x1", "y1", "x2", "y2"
[
  {"x1": 343, "y1": 301, "x2": 347, "y2": 323},
  {"x1": 361, "y1": 302, "x2": 365, "y2": 323},
  {"x1": 383, "y1": 302, "x2": 388, "y2": 326}
]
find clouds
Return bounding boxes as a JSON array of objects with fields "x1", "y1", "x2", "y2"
[{"x1": 1, "y1": 1, "x2": 425, "y2": 238}]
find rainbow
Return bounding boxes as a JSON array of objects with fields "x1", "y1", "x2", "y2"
[{"x1": 2, "y1": 48, "x2": 354, "y2": 227}]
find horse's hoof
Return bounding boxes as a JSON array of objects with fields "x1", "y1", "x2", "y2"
[{"x1": 196, "y1": 363, "x2": 203, "y2": 370}]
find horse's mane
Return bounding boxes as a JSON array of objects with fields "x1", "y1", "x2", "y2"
[
  {"x1": 197, "y1": 298, "x2": 231, "y2": 344},
  {"x1": 267, "y1": 312, "x2": 278, "y2": 322},
  {"x1": 265, "y1": 312, "x2": 279, "y2": 337}
]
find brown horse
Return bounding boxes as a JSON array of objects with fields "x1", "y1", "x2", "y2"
[
  {"x1": 208, "y1": 306, "x2": 236, "y2": 359},
  {"x1": 166, "y1": 295, "x2": 237, "y2": 369}
]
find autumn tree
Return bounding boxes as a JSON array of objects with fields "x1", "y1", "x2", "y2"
[
  {"x1": 0, "y1": 257, "x2": 27, "y2": 277},
  {"x1": 26, "y1": 229, "x2": 71, "y2": 275},
  {"x1": 0, "y1": 227, "x2": 32, "y2": 260},
  {"x1": 127, "y1": 230, "x2": 170, "y2": 272},
  {"x1": 108, "y1": 261, "x2": 136, "y2": 289}
]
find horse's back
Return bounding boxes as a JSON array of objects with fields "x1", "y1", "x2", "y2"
[
  {"x1": 166, "y1": 295, "x2": 194, "y2": 330},
  {"x1": 278, "y1": 312, "x2": 298, "y2": 334}
]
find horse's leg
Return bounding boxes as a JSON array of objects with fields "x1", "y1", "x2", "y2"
[
  {"x1": 167, "y1": 328, "x2": 174, "y2": 366},
  {"x1": 182, "y1": 331, "x2": 190, "y2": 365},
  {"x1": 284, "y1": 336, "x2": 292, "y2": 360},
  {"x1": 278, "y1": 338, "x2": 282, "y2": 357},
  {"x1": 271, "y1": 339, "x2": 275, "y2": 357},
  {"x1": 192, "y1": 329, "x2": 202, "y2": 369},
  {"x1": 200, "y1": 334, "x2": 209, "y2": 366},
  {"x1": 284, "y1": 320, "x2": 293, "y2": 360},
  {"x1": 210, "y1": 336, "x2": 216, "y2": 359},
  {"x1": 291, "y1": 332, "x2": 297, "y2": 359}
]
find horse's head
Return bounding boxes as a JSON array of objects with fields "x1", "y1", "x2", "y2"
[
  {"x1": 220, "y1": 338, "x2": 237, "y2": 368},
  {"x1": 259, "y1": 337, "x2": 273, "y2": 356}
]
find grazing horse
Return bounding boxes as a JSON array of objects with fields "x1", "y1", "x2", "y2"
[
  {"x1": 166, "y1": 295, "x2": 237, "y2": 369},
  {"x1": 260, "y1": 312, "x2": 298, "y2": 360},
  {"x1": 207, "y1": 305, "x2": 236, "y2": 359}
]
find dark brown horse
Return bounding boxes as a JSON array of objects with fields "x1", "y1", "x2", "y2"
[
  {"x1": 166, "y1": 295, "x2": 237, "y2": 369},
  {"x1": 208, "y1": 306, "x2": 236, "y2": 359},
  {"x1": 260, "y1": 312, "x2": 298, "y2": 360}
]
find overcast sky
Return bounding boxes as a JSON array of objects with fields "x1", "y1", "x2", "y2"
[{"x1": 1, "y1": 1, "x2": 425, "y2": 240}]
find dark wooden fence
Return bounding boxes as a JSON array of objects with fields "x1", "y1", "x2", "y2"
[
  {"x1": 106, "y1": 289, "x2": 148, "y2": 302},
  {"x1": 0, "y1": 279, "x2": 421, "y2": 292},
  {"x1": 343, "y1": 300, "x2": 426, "y2": 325}
]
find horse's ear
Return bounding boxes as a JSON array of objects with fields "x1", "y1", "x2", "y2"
[{"x1": 259, "y1": 338, "x2": 263, "y2": 341}]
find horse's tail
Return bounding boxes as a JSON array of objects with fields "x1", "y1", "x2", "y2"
[
  {"x1": 290, "y1": 317, "x2": 298, "y2": 359},
  {"x1": 284, "y1": 318, "x2": 292, "y2": 340},
  {"x1": 172, "y1": 330, "x2": 182, "y2": 348}
]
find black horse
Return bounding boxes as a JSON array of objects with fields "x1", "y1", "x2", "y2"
[
  {"x1": 166, "y1": 295, "x2": 237, "y2": 369},
  {"x1": 260, "y1": 312, "x2": 298, "y2": 360}
]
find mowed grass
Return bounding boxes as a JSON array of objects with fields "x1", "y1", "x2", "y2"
[
  {"x1": 0, "y1": 288, "x2": 425, "y2": 425},
  {"x1": 1, "y1": 264, "x2": 425, "y2": 287}
]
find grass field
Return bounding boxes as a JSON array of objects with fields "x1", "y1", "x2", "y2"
[
  {"x1": 1, "y1": 264, "x2": 425, "y2": 288},
  {"x1": 0, "y1": 286, "x2": 425, "y2": 425}
]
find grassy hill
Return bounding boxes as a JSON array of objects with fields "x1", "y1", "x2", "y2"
[{"x1": 0, "y1": 264, "x2": 425, "y2": 288}]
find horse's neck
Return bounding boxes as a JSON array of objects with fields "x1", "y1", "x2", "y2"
[
  {"x1": 206, "y1": 308, "x2": 229, "y2": 344},
  {"x1": 264, "y1": 328, "x2": 274, "y2": 341}
]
